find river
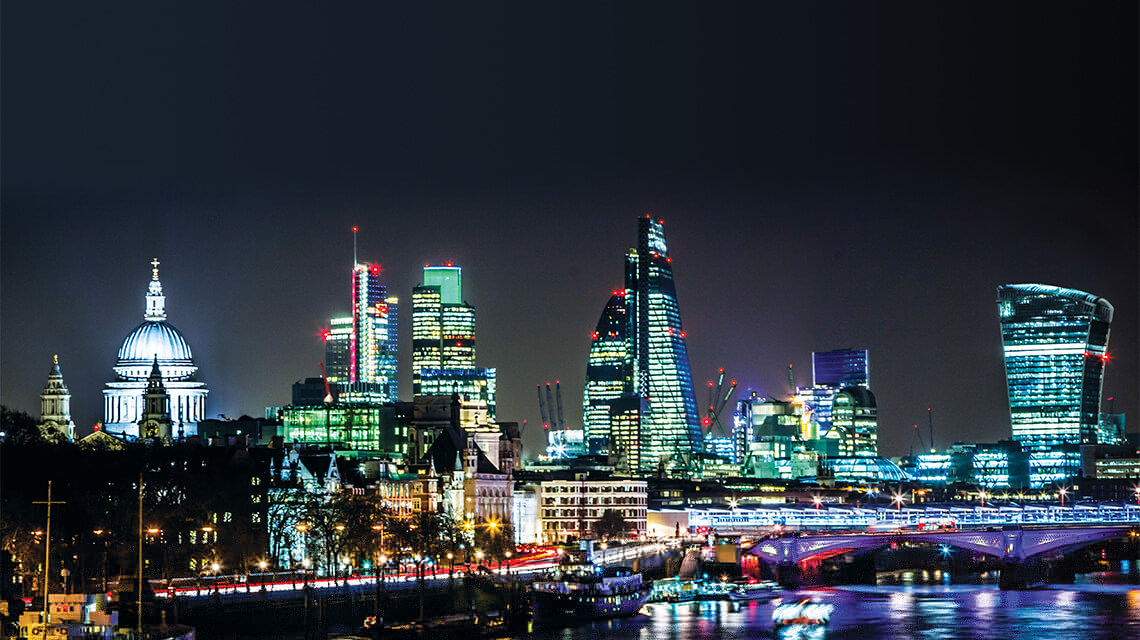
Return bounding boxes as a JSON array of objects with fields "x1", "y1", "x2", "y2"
[{"x1": 519, "y1": 581, "x2": 1140, "y2": 640}]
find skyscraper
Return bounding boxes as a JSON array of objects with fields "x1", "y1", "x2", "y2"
[
  {"x1": 583, "y1": 216, "x2": 701, "y2": 476},
  {"x1": 797, "y1": 348, "x2": 871, "y2": 445},
  {"x1": 411, "y1": 264, "x2": 495, "y2": 415},
  {"x1": 582, "y1": 291, "x2": 633, "y2": 447},
  {"x1": 812, "y1": 349, "x2": 870, "y2": 388},
  {"x1": 323, "y1": 261, "x2": 398, "y2": 403},
  {"x1": 997, "y1": 284, "x2": 1113, "y2": 455}
]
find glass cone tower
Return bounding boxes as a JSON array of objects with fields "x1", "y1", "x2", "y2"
[
  {"x1": 584, "y1": 216, "x2": 702, "y2": 476},
  {"x1": 997, "y1": 284, "x2": 1113, "y2": 457}
]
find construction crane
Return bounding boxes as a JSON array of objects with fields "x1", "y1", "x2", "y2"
[
  {"x1": 555, "y1": 381, "x2": 566, "y2": 430},
  {"x1": 318, "y1": 363, "x2": 334, "y2": 403},
  {"x1": 545, "y1": 384, "x2": 558, "y2": 430},
  {"x1": 536, "y1": 384, "x2": 550, "y2": 430},
  {"x1": 912, "y1": 424, "x2": 928, "y2": 455},
  {"x1": 702, "y1": 368, "x2": 737, "y2": 439}
]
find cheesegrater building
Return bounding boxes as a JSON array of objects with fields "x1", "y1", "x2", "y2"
[
  {"x1": 997, "y1": 283, "x2": 1113, "y2": 485},
  {"x1": 583, "y1": 216, "x2": 701, "y2": 476}
]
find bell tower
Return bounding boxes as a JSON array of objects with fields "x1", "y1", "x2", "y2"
[
  {"x1": 139, "y1": 355, "x2": 173, "y2": 440},
  {"x1": 40, "y1": 355, "x2": 76, "y2": 441}
]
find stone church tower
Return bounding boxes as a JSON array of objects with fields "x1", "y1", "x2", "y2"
[{"x1": 40, "y1": 355, "x2": 76, "y2": 441}]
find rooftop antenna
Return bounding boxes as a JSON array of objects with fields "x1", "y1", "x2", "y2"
[{"x1": 352, "y1": 226, "x2": 358, "y2": 267}]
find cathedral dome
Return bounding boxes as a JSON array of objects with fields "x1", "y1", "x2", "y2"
[{"x1": 118, "y1": 321, "x2": 194, "y2": 363}]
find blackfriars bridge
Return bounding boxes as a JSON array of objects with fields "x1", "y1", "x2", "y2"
[{"x1": 727, "y1": 502, "x2": 1140, "y2": 589}]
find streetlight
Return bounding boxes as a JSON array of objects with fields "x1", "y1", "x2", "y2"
[
  {"x1": 211, "y1": 562, "x2": 221, "y2": 594},
  {"x1": 812, "y1": 495, "x2": 823, "y2": 509},
  {"x1": 979, "y1": 489, "x2": 987, "y2": 508},
  {"x1": 258, "y1": 560, "x2": 269, "y2": 590},
  {"x1": 1134, "y1": 486, "x2": 1140, "y2": 506},
  {"x1": 1059, "y1": 487, "x2": 1068, "y2": 507},
  {"x1": 504, "y1": 550, "x2": 512, "y2": 576},
  {"x1": 892, "y1": 491, "x2": 905, "y2": 511},
  {"x1": 446, "y1": 552, "x2": 454, "y2": 579}
]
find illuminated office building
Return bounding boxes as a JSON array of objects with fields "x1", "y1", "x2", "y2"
[
  {"x1": 583, "y1": 217, "x2": 701, "y2": 476},
  {"x1": 997, "y1": 284, "x2": 1113, "y2": 473},
  {"x1": 411, "y1": 264, "x2": 493, "y2": 415},
  {"x1": 812, "y1": 349, "x2": 869, "y2": 388},
  {"x1": 323, "y1": 316, "x2": 352, "y2": 384},
  {"x1": 582, "y1": 292, "x2": 633, "y2": 448},
  {"x1": 281, "y1": 403, "x2": 407, "y2": 459},
  {"x1": 797, "y1": 349, "x2": 871, "y2": 441},
  {"x1": 829, "y1": 386, "x2": 878, "y2": 456},
  {"x1": 323, "y1": 262, "x2": 398, "y2": 403}
]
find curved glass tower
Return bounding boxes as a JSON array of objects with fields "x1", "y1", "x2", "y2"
[
  {"x1": 583, "y1": 292, "x2": 633, "y2": 450},
  {"x1": 997, "y1": 284, "x2": 1113, "y2": 464}
]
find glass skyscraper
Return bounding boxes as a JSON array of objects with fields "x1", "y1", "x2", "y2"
[
  {"x1": 812, "y1": 349, "x2": 869, "y2": 388},
  {"x1": 583, "y1": 216, "x2": 701, "y2": 476},
  {"x1": 582, "y1": 292, "x2": 633, "y2": 448},
  {"x1": 322, "y1": 263, "x2": 398, "y2": 403},
  {"x1": 411, "y1": 264, "x2": 494, "y2": 415},
  {"x1": 997, "y1": 284, "x2": 1113, "y2": 465}
]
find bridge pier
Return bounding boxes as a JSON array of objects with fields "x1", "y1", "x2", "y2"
[
  {"x1": 776, "y1": 563, "x2": 802, "y2": 589},
  {"x1": 998, "y1": 559, "x2": 1042, "y2": 590}
]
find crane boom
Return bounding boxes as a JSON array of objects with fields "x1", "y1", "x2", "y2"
[
  {"x1": 537, "y1": 384, "x2": 550, "y2": 429},
  {"x1": 555, "y1": 381, "x2": 565, "y2": 430},
  {"x1": 545, "y1": 384, "x2": 557, "y2": 431}
]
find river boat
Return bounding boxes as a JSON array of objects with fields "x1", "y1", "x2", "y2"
[
  {"x1": 726, "y1": 580, "x2": 781, "y2": 602},
  {"x1": 771, "y1": 597, "x2": 834, "y2": 628},
  {"x1": 648, "y1": 577, "x2": 701, "y2": 603},
  {"x1": 529, "y1": 563, "x2": 652, "y2": 624}
]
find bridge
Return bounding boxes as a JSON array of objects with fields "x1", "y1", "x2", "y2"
[
  {"x1": 682, "y1": 501, "x2": 1140, "y2": 533},
  {"x1": 747, "y1": 524, "x2": 1135, "y2": 589}
]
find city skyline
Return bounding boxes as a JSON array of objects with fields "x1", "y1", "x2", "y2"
[{"x1": 2, "y1": 4, "x2": 1136, "y2": 459}]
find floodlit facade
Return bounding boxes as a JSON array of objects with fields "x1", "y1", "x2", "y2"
[
  {"x1": 323, "y1": 316, "x2": 353, "y2": 384},
  {"x1": 104, "y1": 258, "x2": 208, "y2": 437},
  {"x1": 997, "y1": 284, "x2": 1113, "y2": 480},
  {"x1": 40, "y1": 355, "x2": 76, "y2": 440},
  {"x1": 536, "y1": 478, "x2": 647, "y2": 543}
]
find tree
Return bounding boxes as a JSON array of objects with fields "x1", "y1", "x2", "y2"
[{"x1": 594, "y1": 509, "x2": 627, "y2": 540}]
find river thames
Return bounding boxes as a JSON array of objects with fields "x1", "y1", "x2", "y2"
[{"x1": 521, "y1": 582, "x2": 1140, "y2": 640}]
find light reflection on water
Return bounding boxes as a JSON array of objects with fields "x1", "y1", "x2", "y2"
[{"x1": 522, "y1": 582, "x2": 1140, "y2": 640}]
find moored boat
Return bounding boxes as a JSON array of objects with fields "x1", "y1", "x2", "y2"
[
  {"x1": 726, "y1": 579, "x2": 781, "y2": 602},
  {"x1": 529, "y1": 564, "x2": 651, "y2": 624}
]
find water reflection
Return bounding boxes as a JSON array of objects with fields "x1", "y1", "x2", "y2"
[{"x1": 517, "y1": 581, "x2": 1140, "y2": 640}]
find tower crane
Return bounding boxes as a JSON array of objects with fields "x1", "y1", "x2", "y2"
[
  {"x1": 536, "y1": 384, "x2": 550, "y2": 429},
  {"x1": 702, "y1": 368, "x2": 737, "y2": 439}
]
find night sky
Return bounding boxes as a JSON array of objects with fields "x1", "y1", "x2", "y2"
[{"x1": 3, "y1": 3, "x2": 1137, "y2": 460}]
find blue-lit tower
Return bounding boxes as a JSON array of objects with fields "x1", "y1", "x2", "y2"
[{"x1": 997, "y1": 284, "x2": 1113, "y2": 484}]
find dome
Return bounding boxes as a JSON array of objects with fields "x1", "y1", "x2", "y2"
[{"x1": 118, "y1": 321, "x2": 193, "y2": 363}]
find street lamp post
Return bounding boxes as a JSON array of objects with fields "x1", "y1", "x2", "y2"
[{"x1": 1059, "y1": 487, "x2": 1068, "y2": 507}]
